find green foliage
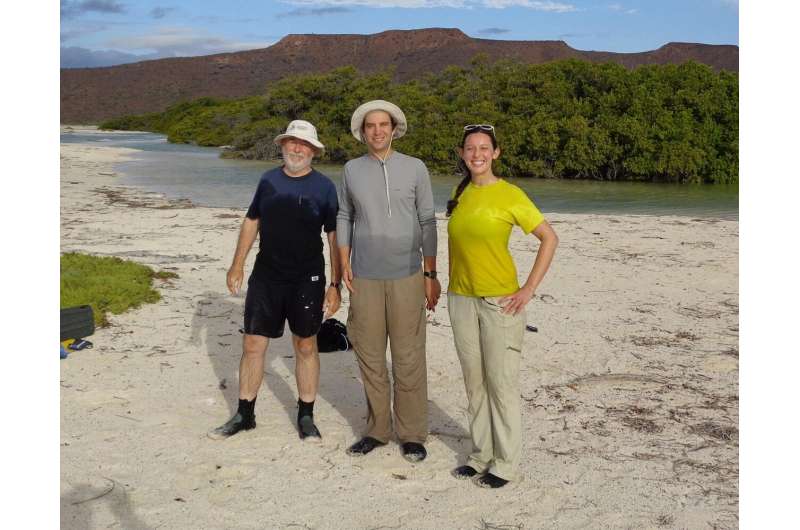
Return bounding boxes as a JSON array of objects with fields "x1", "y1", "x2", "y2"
[
  {"x1": 60, "y1": 253, "x2": 172, "y2": 326},
  {"x1": 103, "y1": 60, "x2": 738, "y2": 183},
  {"x1": 100, "y1": 112, "x2": 162, "y2": 132},
  {"x1": 152, "y1": 270, "x2": 180, "y2": 280}
]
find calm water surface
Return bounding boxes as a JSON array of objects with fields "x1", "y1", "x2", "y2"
[{"x1": 62, "y1": 129, "x2": 738, "y2": 220}]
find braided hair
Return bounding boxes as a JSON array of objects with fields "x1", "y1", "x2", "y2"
[{"x1": 446, "y1": 128, "x2": 499, "y2": 217}]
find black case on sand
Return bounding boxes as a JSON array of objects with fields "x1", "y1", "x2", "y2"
[{"x1": 60, "y1": 305, "x2": 95, "y2": 341}]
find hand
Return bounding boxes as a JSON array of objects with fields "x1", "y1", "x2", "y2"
[
  {"x1": 342, "y1": 264, "x2": 354, "y2": 293},
  {"x1": 323, "y1": 286, "x2": 341, "y2": 319},
  {"x1": 227, "y1": 266, "x2": 244, "y2": 295},
  {"x1": 498, "y1": 286, "x2": 534, "y2": 316},
  {"x1": 425, "y1": 277, "x2": 441, "y2": 311}
]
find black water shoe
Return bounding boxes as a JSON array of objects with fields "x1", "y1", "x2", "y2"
[
  {"x1": 298, "y1": 415, "x2": 322, "y2": 441},
  {"x1": 475, "y1": 472, "x2": 509, "y2": 489},
  {"x1": 208, "y1": 412, "x2": 255, "y2": 440},
  {"x1": 401, "y1": 442, "x2": 427, "y2": 462},
  {"x1": 452, "y1": 465, "x2": 479, "y2": 479},
  {"x1": 346, "y1": 436, "x2": 386, "y2": 456}
]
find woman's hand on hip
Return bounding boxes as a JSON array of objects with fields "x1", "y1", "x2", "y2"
[{"x1": 498, "y1": 286, "x2": 535, "y2": 316}]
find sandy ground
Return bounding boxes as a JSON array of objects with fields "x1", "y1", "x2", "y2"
[{"x1": 60, "y1": 128, "x2": 739, "y2": 529}]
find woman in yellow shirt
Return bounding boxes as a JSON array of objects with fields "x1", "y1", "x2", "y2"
[{"x1": 447, "y1": 124, "x2": 558, "y2": 488}]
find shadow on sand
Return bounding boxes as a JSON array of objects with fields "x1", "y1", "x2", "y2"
[
  {"x1": 61, "y1": 480, "x2": 149, "y2": 530},
  {"x1": 191, "y1": 290, "x2": 468, "y2": 453}
]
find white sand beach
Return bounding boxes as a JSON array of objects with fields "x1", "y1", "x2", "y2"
[{"x1": 60, "y1": 128, "x2": 739, "y2": 529}]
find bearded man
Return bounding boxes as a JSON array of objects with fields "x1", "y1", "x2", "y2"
[{"x1": 210, "y1": 120, "x2": 341, "y2": 441}]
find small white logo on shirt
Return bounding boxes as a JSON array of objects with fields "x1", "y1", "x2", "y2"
[{"x1": 311, "y1": 276, "x2": 320, "y2": 281}]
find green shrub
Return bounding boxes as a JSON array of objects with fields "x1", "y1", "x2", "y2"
[
  {"x1": 102, "y1": 60, "x2": 738, "y2": 184},
  {"x1": 60, "y1": 253, "x2": 174, "y2": 326}
]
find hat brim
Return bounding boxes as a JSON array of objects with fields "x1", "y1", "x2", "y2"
[
  {"x1": 273, "y1": 134, "x2": 325, "y2": 155},
  {"x1": 350, "y1": 100, "x2": 408, "y2": 143}
]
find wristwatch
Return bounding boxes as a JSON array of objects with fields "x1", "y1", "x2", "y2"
[
  {"x1": 423, "y1": 271, "x2": 437, "y2": 280},
  {"x1": 330, "y1": 282, "x2": 341, "y2": 290}
]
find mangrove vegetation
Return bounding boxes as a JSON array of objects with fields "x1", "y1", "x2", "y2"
[{"x1": 101, "y1": 58, "x2": 738, "y2": 184}]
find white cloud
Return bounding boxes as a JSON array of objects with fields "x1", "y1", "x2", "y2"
[
  {"x1": 283, "y1": 0, "x2": 577, "y2": 11},
  {"x1": 276, "y1": 6, "x2": 352, "y2": 18},
  {"x1": 61, "y1": 46, "x2": 152, "y2": 68},
  {"x1": 106, "y1": 27, "x2": 273, "y2": 55},
  {"x1": 284, "y1": 1, "x2": 461, "y2": 6},
  {"x1": 483, "y1": 1, "x2": 576, "y2": 11},
  {"x1": 608, "y1": 3, "x2": 637, "y2": 15},
  {"x1": 61, "y1": 22, "x2": 109, "y2": 42}
]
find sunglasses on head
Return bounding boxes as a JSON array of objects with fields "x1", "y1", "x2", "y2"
[{"x1": 463, "y1": 124, "x2": 495, "y2": 133}]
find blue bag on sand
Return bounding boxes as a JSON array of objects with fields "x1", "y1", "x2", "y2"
[
  {"x1": 69, "y1": 339, "x2": 93, "y2": 351},
  {"x1": 60, "y1": 345, "x2": 69, "y2": 359}
]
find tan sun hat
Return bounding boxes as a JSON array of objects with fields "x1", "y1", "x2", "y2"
[
  {"x1": 273, "y1": 119, "x2": 325, "y2": 155},
  {"x1": 350, "y1": 100, "x2": 407, "y2": 143}
]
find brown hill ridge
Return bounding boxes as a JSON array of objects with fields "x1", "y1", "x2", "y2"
[{"x1": 60, "y1": 28, "x2": 739, "y2": 124}]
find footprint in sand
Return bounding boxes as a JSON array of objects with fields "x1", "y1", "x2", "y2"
[
  {"x1": 177, "y1": 461, "x2": 258, "y2": 492},
  {"x1": 386, "y1": 468, "x2": 437, "y2": 482}
]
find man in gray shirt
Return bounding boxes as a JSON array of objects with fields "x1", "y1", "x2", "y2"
[{"x1": 337, "y1": 100, "x2": 440, "y2": 462}]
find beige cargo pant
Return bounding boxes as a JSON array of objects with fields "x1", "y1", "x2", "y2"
[
  {"x1": 347, "y1": 271, "x2": 428, "y2": 444},
  {"x1": 447, "y1": 291, "x2": 526, "y2": 481}
]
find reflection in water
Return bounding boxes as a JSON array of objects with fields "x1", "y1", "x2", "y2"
[{"x1": 63, "y1": 130, "x2": 738, "y2": 220}]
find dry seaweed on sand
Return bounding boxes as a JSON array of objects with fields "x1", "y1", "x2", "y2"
[
  {"x1": 688, "y1": 422, "x2": 738, "y2": 442},
  {"x1": 476, "y1": 519, "x2": 523, "y2": 530}
]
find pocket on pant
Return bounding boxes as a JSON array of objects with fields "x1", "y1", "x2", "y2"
[
  {"x1": 346, "y1": 280, "x2": 372, "y2": 348},
  {"x1": 480, "y1": 296, "x2": 514, "y2": 318},
  {"x1": 346, "y1": 288, "x2": 360, "y2": 345},
  {"x1": 481, "y1": 297, "x2": 524, "y2": 353},
  {"x1": 506, "y1": 312, "x2": 525, "y2": 354}
]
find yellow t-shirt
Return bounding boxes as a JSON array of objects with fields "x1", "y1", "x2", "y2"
[{"x1": 447, "y1": 179, "x2": 545, "y2": 297}]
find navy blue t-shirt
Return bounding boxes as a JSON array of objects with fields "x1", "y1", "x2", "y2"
[{"x1": 246, "y1": 167, "x2": 338, "y2": 283}]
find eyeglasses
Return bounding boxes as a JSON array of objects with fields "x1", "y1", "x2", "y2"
[{"x1": 463, "y1": 124, "x2": 495, "y2": 132}]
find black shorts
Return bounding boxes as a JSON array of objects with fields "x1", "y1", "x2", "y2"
[{"x1": 243, "y1": 275, "x2": 325, "y2": 338}]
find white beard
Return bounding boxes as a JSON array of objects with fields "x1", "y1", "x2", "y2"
[{"x1": 283, "y1": 151, "x2": 312, "y2": 174}]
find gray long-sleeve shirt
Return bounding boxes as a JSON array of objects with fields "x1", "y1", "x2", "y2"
[{"x1": 336, "y1": 151, "x2": 437, "y2": 280}]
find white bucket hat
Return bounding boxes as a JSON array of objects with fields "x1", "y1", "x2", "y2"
[
  {"x1": 273, "y1": 119, "x2": 325, "y2": 155},
  {"x1": 350, "y1": 100, "x2": 407, "y2": 143}
]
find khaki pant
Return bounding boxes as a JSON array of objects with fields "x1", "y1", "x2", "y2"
[
  {"x1": 348, "y1": 271, "x2": 428, "y2": 444},
  {"x1": 448, "y1": 291, "x2": 526, "y2": 481}
]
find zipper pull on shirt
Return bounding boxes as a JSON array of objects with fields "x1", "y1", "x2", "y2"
[{"x1": 380, "y1": 159, "x2": 392, "y2": 218}]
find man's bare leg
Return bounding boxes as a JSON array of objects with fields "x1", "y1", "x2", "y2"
[
  {"x1": 209, "y1": 334, "x2": 269, "y2": 439},
  {"x1": 239, "y1": 334, "x2": 270, "y2": 399},
  {"x1": 293, "y1": 334, "x2": 321, "y2": 440},
  {"x1": 293, "y1": 335, "x2": 319, "y2": 401}
]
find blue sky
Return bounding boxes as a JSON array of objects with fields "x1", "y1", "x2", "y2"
[{"x1": 61, "y1": 0, "x2": 739, "y2": 68}]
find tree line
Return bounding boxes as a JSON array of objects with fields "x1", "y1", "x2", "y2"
[{"x1": 101, "y1": 58, "x2": 738, "y2": 184}]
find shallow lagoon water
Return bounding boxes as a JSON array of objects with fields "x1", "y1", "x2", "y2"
[{"x1": 61, "y1": 129, "x2": 738, "y2": 220}]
